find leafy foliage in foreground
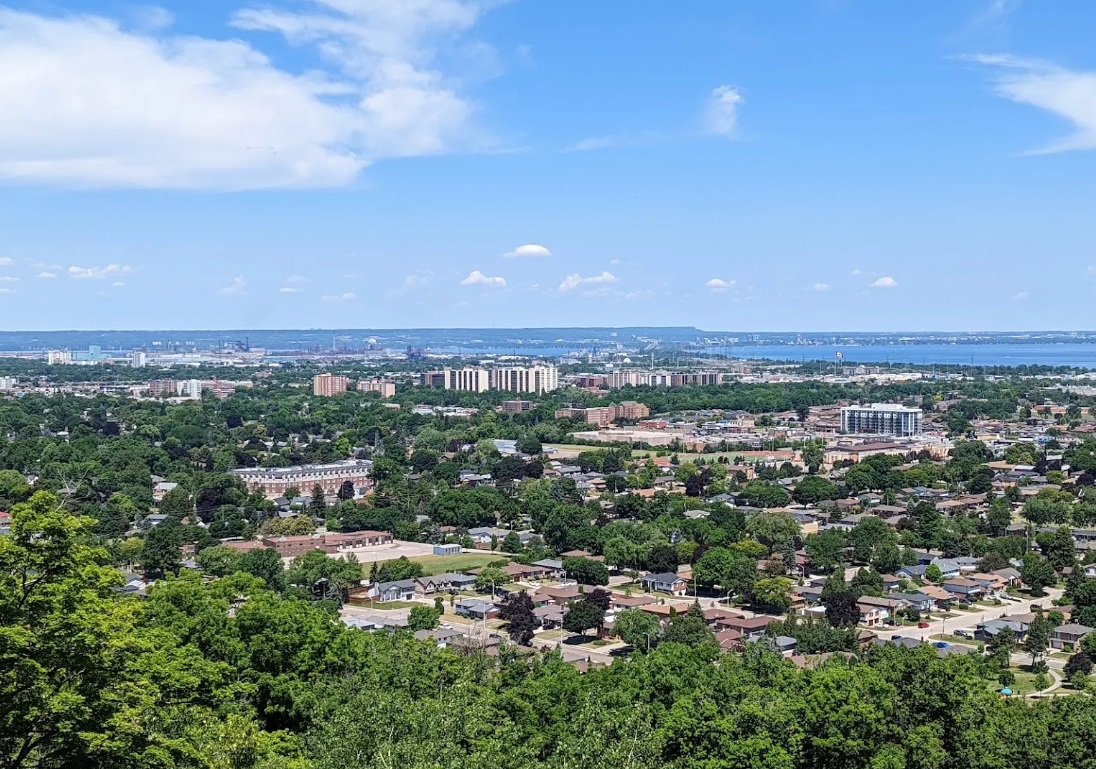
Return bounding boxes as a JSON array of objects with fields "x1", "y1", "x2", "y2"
[{"x1": 6, "y1": 490, "x2": 1096, "y2": 769}]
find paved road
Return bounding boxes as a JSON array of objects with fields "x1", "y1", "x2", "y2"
[{"x1": 872, "y1": 588, "x2": 1065, "y2": 642}]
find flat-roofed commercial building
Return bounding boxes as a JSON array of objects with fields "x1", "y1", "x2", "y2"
[{"x1": 840, "y1": 403, "x2": 923, "y2": 437}]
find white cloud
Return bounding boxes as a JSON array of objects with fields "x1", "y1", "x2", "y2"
[
  {"x1": 285, "y1": 274, "x2": 309, "y2": 285},
  {"x1": 111, "y1": 281, "x2": 126, "y2": 287},
  {"x1": 134, "y1": 6, "x2": 175, "y2": 31},
  {"x1": 461, "y1": 270, "x2": 506, "y2": 287},
  {"x1": 560, "y1": 271, "x2": 618, "y2": 292},
  {"x1": 812, "y1": 283, "x2": 830, "y2": 292},
  {"x1": 705, "y1": 277, "x2": 734, "y2": 292},
  {"x1": 36, "y1": 271, "x2": 57, "y2": 279},
  {"x1": 68, "y1": 264, "x2": 132, "y2": 279},
  {"x1": 0, "y1": 3, "x2": 498, "y2": 189},
  {"x1": 871, "y1": 276, "x2": 898, "y2": 288},
  {"x1": 1011, "y1": 291, "x2": 1029, "y2": 301},
  {"x1": 219, "y1": 275, "x2": 247, "y2": 296},
  {"x1": 0, "y1": 287, "x2": 13, "y2": 294},
  {"x1": 504, "y1": 244, "x2": 551, "y2": 258},
  {"x1": 0, "y1": 276, "x2": 18, "y2": 283},
  {"x1": 279, "y1": 286, "x2": 301, "y2": 294},
  {"x1": 0, "y1": 256, "x2": 12, "y2": 266},
  {"x1": 969, "y1": 54, "x2": 1096, "y2": 152},
  {"x1": 322, "y1": 291, "x2": 356, "y2": 302},
  {"x1": 705, "y1": 85, "x2": 743, "y2": 137},
  {"x1": 850, "y1": 268, "x2": 862, "y2": 276},
  {"x1": 403, "y1": 269, "x2": 432, "y2": 288}
]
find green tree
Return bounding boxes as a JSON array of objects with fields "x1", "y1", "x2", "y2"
[
  {"x1": 792, "y1": 475, "x2": 839, "y2": 504},
  {"x1": 804, "y1": 530, "x2": 847, "y2": 571},
  {"x1": 563, "y1": 557, "x2": 610, "y2": 586},
  {"x1": 474, "y1": 566, "x2": 512, "y2": 595},
  {"x1": 563, "y1": 599, "x2": 604, "y2": 637},
  {"x1": 613, "y1": 608, "x2": 662, "y2": 652},
  {"x1": 751, "y1": 576, "x2": 794, "y2": 611},
  {"x1": 239, "y1": 546, "x2": 286, "y2": 591},
  {"x1": 140, "y1": 517, "x2": 184, "y2": 578},
  {"x1": 376, "y1": 556, "x2": 425, "y2": 583},
  {"x1": 195, "y1": 544, "x2": 244, "y2": 576},
  {"x1": 310, "y1": 484, "x2": 327, "y2": 515},
  {"x1": 1025, "y1": 614, "x2": 1053, "y2": 668},
  {"x1": 694, "y1": 546, "x2": 757, "y2": 598},
  {"x1": 924, "y1": 564, "x2": 944, "y2": 584},
  {"x1": 1021, "y1": 552, "x2": 1057, "y2": 597},
  {"x1": 498, "y1": 590, "x2": 537, "y2": 645},
  {"x1": 408, "y1": 605, "x2": 441, "y2": 631}
]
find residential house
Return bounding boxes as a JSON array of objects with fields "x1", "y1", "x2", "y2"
[
  {"x1": 941, "y1": 578, "x2": 984, "y2": 600},
  {"x1": 717, "y1": 615, "x2": 779, "y2": 641},
  {"x1": 715, "y1": 629, "x2": 744, "y2": 652},
  {"x1": 975, "y1": 618, "x2": 1029, "y2": 643},
  {"x1": 415, "y1": 573, "x2": 477, "y2": 596},
  {"x1": 640, "y1": 572, "x2": 689, "y2": 596},
  {"x1": 455, "y1": 599, "x2": 499, "y2": 620},
  {"x1": 533, "y1": 559, "x2": 566, "y2": 579},
  {"x1": 1051, "y1": 623, "x2": 1094, "y2": 651},
  {"x1": 371, "y1": 579, "x2": 417, "y2": 602},
  {"x1": 993, "y1": 567, "x2": 1022, "y2": 586},
  {"x1": 889, "y1": 592, "x2": 934, "y2": 614}
]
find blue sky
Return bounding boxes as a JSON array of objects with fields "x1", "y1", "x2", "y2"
[{"x1": 1, "y1": 0, "x2": 1095, "y2": 331}]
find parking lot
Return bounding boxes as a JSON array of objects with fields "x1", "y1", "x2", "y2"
[{"x1": 338, "y1": 540, "x2": 436, "y2": 565}]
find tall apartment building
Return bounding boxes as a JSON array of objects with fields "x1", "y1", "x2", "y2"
[
  {"x1": 358, "y1": 378, "x2": 396, "y2": 398},
  {"x1": 604, "y1": 370, "x2": 723, "y2": 388},
  {"x1": 840, "y1": 403, "x2": 923, "y2": 437},
  {"x1": 230, "y1": 459, "x2": 374, "y2": 500},
  {"x1": 129, "y1": 351, "x2": 148, "y2": 368},
  {"x1": 422, "y1": 365, "x2": 557, "y2": 394},
  {"x1": 499, "y1": 400, "x2": 536, "y2": 413},
  {"x1": 313, "y1": 373, "x2": 349, "y2": 397},
  {"x1": 491, "y1": 365, "x2": 559, "y2": 394},
  {"x1": 0, "y1": 376, "x2": 16, "y2": 391},
  {"x1": 46, "y1": 350, "x2": 72, "y2": 365}
]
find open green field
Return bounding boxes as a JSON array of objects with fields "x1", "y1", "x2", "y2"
[{"x1": 409, "y1": 552, "x2": 508, "y2": 575}]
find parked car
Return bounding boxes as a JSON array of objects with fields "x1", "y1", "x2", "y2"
[
  {"x1": 917, "y1": 622, "x2": 930, "y2": 628},
  {"x1": 955, "y1": 629, "x2": 970, "y2": 638}
]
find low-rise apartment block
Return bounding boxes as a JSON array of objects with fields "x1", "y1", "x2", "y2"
[
  {"x1": 357, "y1": 378, "x2": 396, "y2": 398},
  {"x1": 230, "y1": 459, "x2": 374, "y2": 499},
  {"x1": 556, "y1": 401, "x2": 651, "y2": 426}
]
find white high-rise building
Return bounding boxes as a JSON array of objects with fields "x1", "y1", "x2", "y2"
[
  {"x1": 47, "y1": 350, "x2": 72, "y2": 365},
  {"x1": 491, "y1": 365, "x2": 559, "y2": 394},
  {"x1": 129, "y1": 351, "x2": 148, "y2": 368},
  {"x1": 0, "y1": 376, "x2": 16, "y2": 391},
  {"x1": 840, "y1": 403, "x2": 923, "y2": 437}
]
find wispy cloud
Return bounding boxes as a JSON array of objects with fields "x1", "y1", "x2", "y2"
[
  {"x1": 705, "y1": 277, "x2": 734, "y2": 292},
  {"x1": 461, "y1": 270, "x2": 506, "y2": 287},
  {"x1": 1011, "y1": 291, "x2": 1029, "y2": 301},
  {"x1": 68, "y1": 264, "x2": 132, "y2": 280},
  {"x1": 322, "y1": 291, "x2": 356, "y2": 303},
  {"x1": 36, "y1": 271, "x2": 57, "y2": 279},
  {"x1": 403, "y1": 269, "x2": 432, "y2": 288},
  {"x1": 968, "y1": 54, "x2": 1096, "y2": 152},
  {"x1": 705, "y1": 85, "x2": 743, "y2": 138},
  {"x1": 871, "y1": 276, "x2": 898, "y2": 288},
  {"x1": 0, "y1": 256, "x2": 12, "y2": 267},
  {"x1": 560, "y1": 271, "x2": 618, "y2": 292},
  {"x1": 279, "y1": 286, "x2": 302, "y2": 294},
  {"x1": 812, "y1": 283, "x2": 831, "y2": 292},
  {"x1": 503, "y1": 244, "x2": 551, "y2": 258},
  {"x1": 219, "y1": 275, "x2": 247, "y2": 296}
]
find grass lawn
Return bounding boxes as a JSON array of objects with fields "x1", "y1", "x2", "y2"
[
  {"x1": 579, "y1": 638, "x2": 613, "y2": 648},
  {"x1": 359, "y1": 600, "x2": 422, "y2": 611},
  {"x1": 993, "y1": 669, "x2": 1046, "y2": 697},
  {"x1": 409, "y1": 552, "x2": 509, "y2": 575}
]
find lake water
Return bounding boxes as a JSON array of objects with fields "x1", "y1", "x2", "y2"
[{"x1": 723, "y1": 343, "x2": 1096, "y2": 369}]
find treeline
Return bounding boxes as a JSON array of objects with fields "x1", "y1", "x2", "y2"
[{"x1": 8, "y1": 492, "x2": 1096, "y2": 769}]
